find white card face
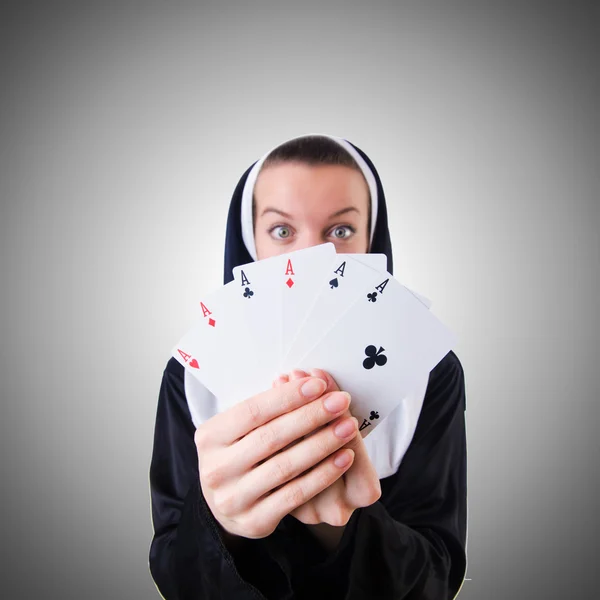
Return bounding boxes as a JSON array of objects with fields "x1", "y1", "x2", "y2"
[
  {"x1": 172, "y1": 281, "x2": 279, "y2": 408},
  {"x1": 232, "y1": 250, "x2": 290, "y2": 363},
  {"x1": 278, "y1": 243, "x2": 337, "y2": 368},
  {"x1": 232, "y1": 257, "x2": 283, "y2": 370},
  {"x1": 294, "y1": 274, "x2": 457, "y2": 438},
  {"x1": 281, "y1": 255, "x2": 386, "y2": 372},
  {"x1": 405, "y1": 287, "x2": 432, "y2": 309},
  {"x1": 346, "y1": 253, "x2": 431, "y2": 309},
  {"x1": 172, "y1": 282, "x2": 240, "y2": 400},
  {"x1": 232, "y1": 243, "x2": 337, "y2": 369},
  {"x1": 349, "y1": 253, "x2": 387, "y2": 271}
]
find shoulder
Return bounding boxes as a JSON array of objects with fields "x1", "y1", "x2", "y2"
[
  {"x1": 163, "y1": 356, "x2": 185, "y2": 380},
  {"x1": 431, "y1": 350, "x2": 464, "y2": 382},
  {"x1": 425, "y1": 350, "x2": 466, "y2": 411},
  {"x1": 158, "y1": 357, "x2": 186, "y2": 399}
]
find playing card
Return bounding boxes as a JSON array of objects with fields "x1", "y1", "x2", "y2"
[
  {"x1": 281, "y1": 254, "x2": 387, "y2": 372},
  {"x1": 171, "y1": 282, "x2": 238, "y2": 398},
  {"x1": 352, "y1": 253, "x2": 387, "y2": 271},
  {"x1": 175, "y1": 245, "x2": 437, "y2": 415},
  {"x1": 349, "y1": 253, "x2": 431, "y2": 308},
  {"x1": 281, "y1": 254, "x2": 430, "y2": 371},
  {"x1": 171, "y1": 279, "x2": 280, "y2": 408},
  {"x1": 231, "y1": 250, "x2": 290, "y2": 363},
  {"x1": 409, "y1": 289, "x2": 432, "y2": 309},
  {"x1": 231, "y1": 256, "x2": 282, "y2": 373},
  {"x1": 276, "y1": 243, "x2": 337, "y2": 369},
  {"x1": 293, "y1": 273, "x2": 457, "y2": 437}
]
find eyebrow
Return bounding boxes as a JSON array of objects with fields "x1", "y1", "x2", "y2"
[{"x1": 260, "y1": 206, "x2": 361, "y2": 219}]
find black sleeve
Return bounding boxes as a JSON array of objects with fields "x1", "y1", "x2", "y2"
[
  {"x1": 269, "y1": 350, "x2": 468, "y2": 600},
  {"x1": 148, "y1": 358, "x2": 296, "y2": 600}
]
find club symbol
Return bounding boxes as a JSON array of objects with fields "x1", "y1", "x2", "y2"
[
  {"x1": 329, "y1": 278, "x2": 339, "y2": 289},
  {"x1": 243, "y1": 287, "x2": 254, "y2": 299},
  {"x1": 369, "y1": 410, "x2": 379, "y2": 421},
  {"x1": 367, "y1": 292, "x2": 378, "y2": 302},
  {"x1": 363, "y1": 345, "x2": 387, "y2": 369}
]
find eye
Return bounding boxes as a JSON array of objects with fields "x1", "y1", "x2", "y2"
[
  {"x1": 329, "y1": 225, "x2": 355, "y2": 239},
  {"x1": 269, "y1": 225, "x2": 293, "y2": 239}
]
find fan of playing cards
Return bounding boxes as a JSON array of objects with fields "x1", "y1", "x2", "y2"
[{"x1": 172, "y1": 243, "x2": 457, "y2": 438}]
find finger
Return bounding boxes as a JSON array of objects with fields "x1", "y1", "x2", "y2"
[
  {"x1": 289, "y1": 369, "x2": 309, "y2": 380},
  {"x1": 290, "y1": 480, "x2": 339, "y2": 525},
  {"x1": 341, "y1": 429, "x2": 382, "y2": 507},
  {"x1": 231, "y1": 415, "x2": 359, "y2": 511},
  {"x1": 230, "y1": 389, "x2": 352, "y2": 472},
  {"x1": 256, "y1": 448, "x2": 356, "y2": 525},
  {"x1": 272, "y1": 374, "x2": 290, "y2": 388},
  {"x1": 309, "y1": 368, "x2": 340, "y2": 393},
  {"x1": 208, "y1": 376, "x2": 328, "y2": 446}
]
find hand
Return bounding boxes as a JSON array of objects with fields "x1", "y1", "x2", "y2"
[
  {"x1": 273, "y1": 370, "x2": 382, "y2": 528},
  {"x1": 194, "y1": 376, "x2": 361, "y2": 540}
]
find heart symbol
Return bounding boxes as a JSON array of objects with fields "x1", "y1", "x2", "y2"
[
  {"x1": 329, "y1": 278, "x2": 339, "y2": 289},
  {"x1": 189, "y1": 358, "x2": 199, "y2": 369}
]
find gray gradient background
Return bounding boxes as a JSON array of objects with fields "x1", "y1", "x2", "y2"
[{"x1": 1, "y1": 1, "x2": 598, "y2": 598}]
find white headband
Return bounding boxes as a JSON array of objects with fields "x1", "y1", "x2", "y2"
[{"x1": 240, "y1": 134, "x2": 379, "y2": 261}]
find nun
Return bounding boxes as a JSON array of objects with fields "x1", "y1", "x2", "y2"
[{"x1": 149, "y1": 134, "x2": 468, "y2": 599}]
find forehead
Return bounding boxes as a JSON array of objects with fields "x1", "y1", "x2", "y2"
[{"x1": 254, "y1": 162, "x2": 369, "y2": 209}]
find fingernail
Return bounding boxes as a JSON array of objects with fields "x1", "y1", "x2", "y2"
[
  {"x1": 334, "y1": 417, "x2": 357, "y2": 438},
  {"x1": 334, "y1": 450, "x2": 352, "y2": 468},
  {"x1": 323, "y1": 392, "x2": 350, "y2": 413},
  {"x1": 301, "y1": 378, "x2": 326, "y2": 398}
]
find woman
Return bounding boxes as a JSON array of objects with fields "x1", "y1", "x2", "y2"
[{"x1": 149, "y1": 134, "x2": 467, "y2": 599}]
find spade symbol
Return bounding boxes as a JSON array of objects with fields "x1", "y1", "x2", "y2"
[
  {"x1": 363, "y1": 345, "x2": 388, "y2": 369},
  {"x1": 243, "y1": 287, "x2": 254, "y2": 299},
  {"x1": 329, "y1": 278, "x2": 339, "y2": 289},
  {"x1": 367, "y1": 292, "x2": 378, "y2": 303}
]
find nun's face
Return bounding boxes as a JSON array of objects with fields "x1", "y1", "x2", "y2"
[{"x1": 253, "y1": 162, "x2": 370, "y2": 260}]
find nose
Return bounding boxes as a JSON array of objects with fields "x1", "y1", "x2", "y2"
[{"x1": 294, "y1": 230, "x2": 326, "y2": 252}]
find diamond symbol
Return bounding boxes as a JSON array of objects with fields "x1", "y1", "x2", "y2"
[
  {"x1": 208, "y1": 318, "x2": 215, "y2": 327},
  {"x1": 286, "y1": 278, "x2": 294, "y2": 288}
]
